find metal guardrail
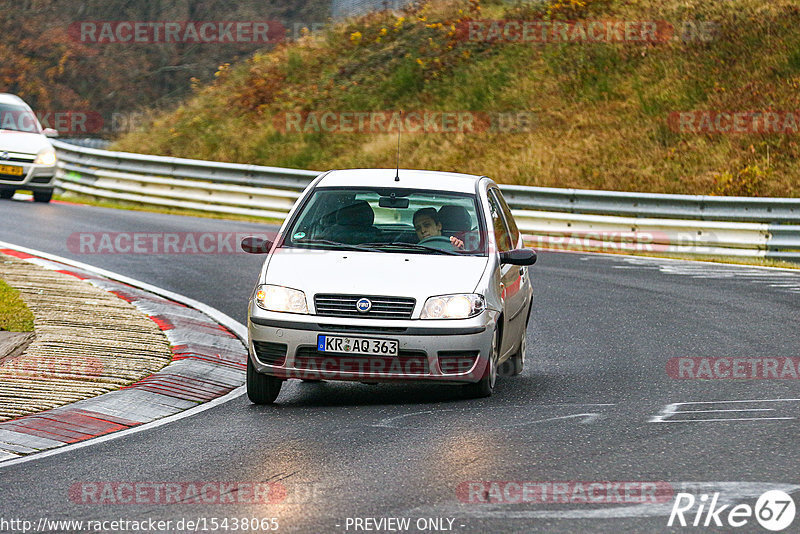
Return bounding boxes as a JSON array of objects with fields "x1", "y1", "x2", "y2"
[
  {"x1": 58, "y1": 138, "x2": 112, "y2": 150},
  {"x1": 501, "y1": 185, "x2": 800, "y2": 224},
  {"x1": 51, "y1": 140, "x2": 800, "y2": 263}
]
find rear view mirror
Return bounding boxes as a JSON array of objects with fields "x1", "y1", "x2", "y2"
[
  {"x1": 378, "y1": 196, "x2": 409, "y2": 208},
  {"x1": 500, "y1": 248, "x2": 537, "y2": 265},
  {"x1": 241, "y1": 236, "x2": 272, "y2": 254},
  {"x1": 43, "y1": 128, "x2": 59, "y2": 138}
]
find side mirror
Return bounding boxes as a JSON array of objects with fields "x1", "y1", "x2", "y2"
[
  {"x1": 500, "y1": 248, "x2": 537, "y2": 266},
  {"x1": 42, "y1": 128, "x2": 59, "y2": 138},
  {"x1": 241, "y1": 236, "x2": 273, "y2": 254}
]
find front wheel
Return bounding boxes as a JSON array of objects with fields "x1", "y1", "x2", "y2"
[
  {"x1": 463, "y1": 329, "x2": 498, "y2": 398},
  {"x1": 509, "y1": 331, "x2": 526, "y2": 376},
  {"x1": 33, "y1": 190, "x2": 53, "y2": 203},
  {"x1": 247, "y1": 356, "x2": 283, "y2": 404}
]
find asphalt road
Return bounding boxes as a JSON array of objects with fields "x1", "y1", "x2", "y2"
[{"x1": 0, "y1": 198, "x2": 798, "y2": 534}]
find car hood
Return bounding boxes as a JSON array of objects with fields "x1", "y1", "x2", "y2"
[
  {"x1": 0, "y1": 131, "x2": 51, "y2": 155},
  {"x1": 263, "y1": 249, "x2": 489, "y2": 303}
]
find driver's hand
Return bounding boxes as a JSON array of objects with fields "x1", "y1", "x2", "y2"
[{"x1": 450, "y1": 236, "x2": 464, "y2": 249}]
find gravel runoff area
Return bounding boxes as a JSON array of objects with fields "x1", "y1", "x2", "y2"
[{"x1": 0, "y1": 252, "x2": 172, "y2": 422}]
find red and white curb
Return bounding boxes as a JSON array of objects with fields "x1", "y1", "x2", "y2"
[{"x1": 0, "y1": 242, "x2": 247, "y2": 466}]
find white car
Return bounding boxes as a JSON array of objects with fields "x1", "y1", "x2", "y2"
[
  {"x1": 0, "y1": 93, "x2": 58, "y2": 203},
  {"x1": 242, "y1": 169, "x2": 536, "y2": 403}
]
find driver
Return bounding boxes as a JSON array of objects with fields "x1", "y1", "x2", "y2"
[{"x1": 413, "y1": 208, "x2": 464, "y2": 249}]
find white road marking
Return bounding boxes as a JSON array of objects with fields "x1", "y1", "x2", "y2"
[
  {"x1": 373, "y1": 404, "x2": 613, "y2": 428},
  {"x1": 679, "y1": 408, "x2": 774, "y2": 413},
  {"x1": 0, "y1": 449, "x2": 21, "y2": 461},
  {"x1": 652, "y1": 417, "x2": 794, "y2": 423},
  {"x1": 509, "y1": 413, "x2": 603, "y2": 427},
  {"x1": 650, "y1": 399, "x2": 800, "y2": 423},
  {"x1": 598, "y1": 256, "x2": 800, "y2": 295}
]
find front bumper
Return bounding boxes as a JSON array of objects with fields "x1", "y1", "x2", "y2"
[
  {"x1": 247, "y1": 306, "x2": 497, "y2": 383},
  {"x1": 0, "y1": 162, "x2": 56, "y2": 191}
]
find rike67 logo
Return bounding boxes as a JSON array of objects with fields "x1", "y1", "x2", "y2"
[{"x1": 668, "y1": 490, "x2": 796, "y2": 531}]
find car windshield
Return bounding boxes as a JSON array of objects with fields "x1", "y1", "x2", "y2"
[
  {"x1": 0, "y1": 103, "x2": 41, "y2": 133},
  {"x1": 282, "y1": 187, "x2": 486, "y2": 255}
]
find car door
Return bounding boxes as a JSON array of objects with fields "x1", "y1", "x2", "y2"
[{"x1": 487, "y1": 188, "x2": 526, "y2": 358}]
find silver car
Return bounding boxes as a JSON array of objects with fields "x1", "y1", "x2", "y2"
[{"x1": 243, "y1": 169, "x2": 535, "y2": 403}]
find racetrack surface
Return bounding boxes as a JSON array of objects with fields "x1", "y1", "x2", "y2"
[{"x1": 0, "y1": 198, "x2": 798, "y2": 533}]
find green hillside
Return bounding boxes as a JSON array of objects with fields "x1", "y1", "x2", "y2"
[{"x1": 113, "y1": 0, "x2": 800, "y2": 196}]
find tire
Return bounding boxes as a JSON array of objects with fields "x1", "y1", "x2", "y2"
[
  {"x1": 463, "y1": 329, "x2": 499, "y2": 398},
  {"x1": 33, "y1": 190, "x2": 53, "y2": 203},
  {"x1": 0, "y1": 190, "x2": 14, "y2": 199},
  {"x1": 509, "y1": 331, "x2": 526, "y2": 376},
  {"x1": 247, "y1": 355, "x2": 283, "y2": 404},
  {"x1": 504, "y1": 303, "x2": 532, "y2": 376}
]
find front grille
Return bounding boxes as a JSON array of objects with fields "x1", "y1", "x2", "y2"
[
  {"x1": 1, "y1": 154, "x2": 34, "y2": 163},
  {"x1": 253, "y1": 341, "x2": 287, "y2": 366},
  {"x1": 317, "y1": 324, "x2": 407, "y2": 334},
  {"x1": 437, "y1": 350, "x2": 479, "y2": 374},
  {"x1": 0, "y1": 174, "x2": 24, "y2": 182},
  {"x1": 30, "y1": 176, "x2": 52, "y2": 184},
  {"x1": 294, "y1": 346, "x2": 429, "y2": 375},
  {"x1": 314, "y1": 294, "x2": 415, "y2": 319}
]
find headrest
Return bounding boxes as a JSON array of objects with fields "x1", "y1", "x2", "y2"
[
  {"x1": 338, "y1": 200, "x2": 375, "y2": 226},
  {"x1": 438, "y1": 205, "x2": 471, "y2": 232}
]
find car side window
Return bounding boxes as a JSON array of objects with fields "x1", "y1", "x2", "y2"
[
  {"x1": 487, "y1": 191, "x2": 513, "y2": 252},
  {"x1": 491, "y1": 189, "x2": 521, "y2": 247}
]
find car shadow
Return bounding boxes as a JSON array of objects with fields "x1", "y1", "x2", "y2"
[{"x1": 245, "y1": 371, "x2": 551, "y2": 409}]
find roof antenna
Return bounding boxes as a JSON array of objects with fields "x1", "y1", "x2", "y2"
[{"x1": 394, "y1": 128, "x2": 400, "y2": 181}]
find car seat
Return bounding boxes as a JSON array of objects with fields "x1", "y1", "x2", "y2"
[
  {"x1": 438, "y1": 205, "x2": 477, "y2": 250},
  {"x1": 322, "y1": 200, "x2": 382, "y2": 244}
]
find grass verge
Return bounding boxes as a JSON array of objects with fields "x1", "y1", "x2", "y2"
[{"x1": 0, "y1": 278, "x2": 34, "y2": 332}]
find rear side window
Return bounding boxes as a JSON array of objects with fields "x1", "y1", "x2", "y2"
[
  {"x1": 487, "y1": 191, "x2": 512, "y2": 252},
  {"x1": 490, "y1": 189, "x2": 520, "y2": 247}
]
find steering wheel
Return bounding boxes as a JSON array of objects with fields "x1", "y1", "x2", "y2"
[{"x1": 418, "y1": 236, "x2": 452, "y2": 245}]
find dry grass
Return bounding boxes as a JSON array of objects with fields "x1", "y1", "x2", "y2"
[{"x1": 113, "y1": 0, "x2": 800, "y2": 197}]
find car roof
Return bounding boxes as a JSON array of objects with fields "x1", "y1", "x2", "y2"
[
  {"x1": 317, "y1": 169, "x2": 486, "y2": 194},
  {"x1": 0, "y1": 94, "x2": 29, "y2": 107}
]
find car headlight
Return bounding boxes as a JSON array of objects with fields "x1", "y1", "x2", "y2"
[
  {"x1": 34, "y1": 147, "x2": 56, "y2": 166},
  {"x1": 420, "y1": 294, "x2": 485, "y2": 319},
  {"x1": 254, "y1": 284, "x2": 308, "y2": 314}
]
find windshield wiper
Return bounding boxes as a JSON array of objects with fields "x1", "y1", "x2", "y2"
[
  {"x1": 361, "y1": 242, "x2": 460, "y2": 256},
  {"x1": 293, "y1": 239, "x2": 384, "y2": 253}
]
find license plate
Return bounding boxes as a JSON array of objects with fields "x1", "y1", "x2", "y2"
[
  {"x1": 317, "y1": 334, "x2": 398, "y2": 356},
  {"x1": 0, "y1": 164, "x2": 23, "y2": 176}
]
